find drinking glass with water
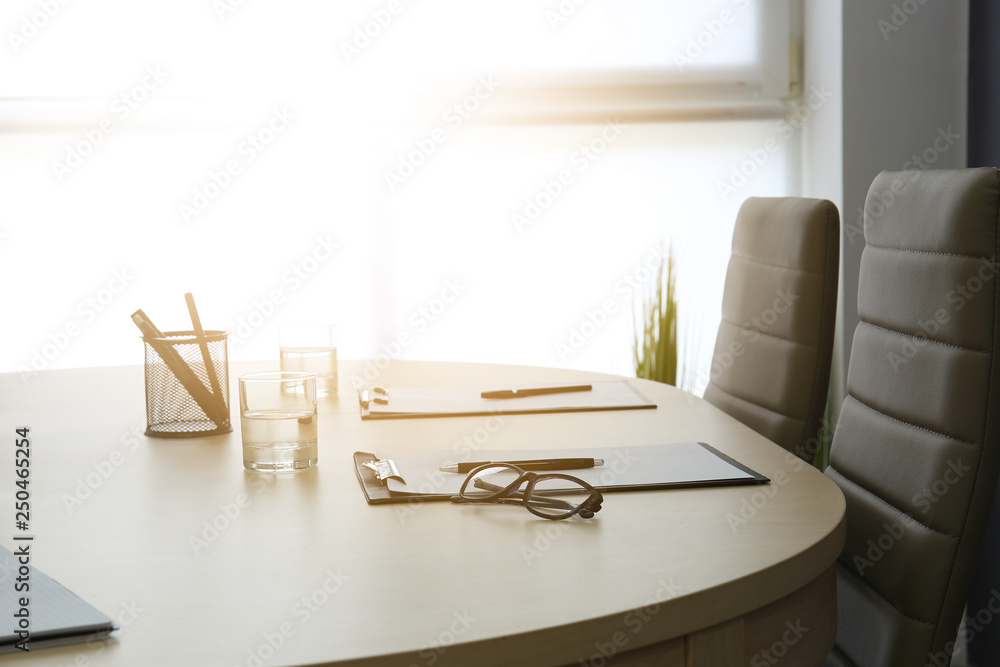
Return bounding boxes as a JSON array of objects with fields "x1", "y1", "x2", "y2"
[
  {"x1": 239, "y1": 371, "x2": 318, "y2": 471},
  {"x1": 279, "y1": 324, "x2": 338, "y2": 397}
]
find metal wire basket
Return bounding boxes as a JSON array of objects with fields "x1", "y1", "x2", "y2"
[{"x1": 142, "y1": 330, "x2": 232, "y2": 438}]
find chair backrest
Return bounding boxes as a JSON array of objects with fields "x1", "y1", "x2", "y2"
[
  {"x1": 703, "y1": 196, "x2": 840, "y2": 463},
  {"x1": 825, "y1": 168, "x2": 1000, "y2": 666}
]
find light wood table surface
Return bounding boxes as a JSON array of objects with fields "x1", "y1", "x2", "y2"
[{"x1": 1, "y1": 360, "x2": 845, "y2": 666}]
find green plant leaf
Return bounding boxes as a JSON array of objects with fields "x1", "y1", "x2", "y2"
[{"x1": 633, "y1": 244, "x2": 679, "y2": 386}]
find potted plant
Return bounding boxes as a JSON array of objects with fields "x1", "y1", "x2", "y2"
[{"x1": 633, "y1": 245, "x2": 680, "y2": 386}]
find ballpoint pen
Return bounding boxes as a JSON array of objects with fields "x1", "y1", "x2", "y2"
[
  {"x1": 480, "y1": 384, "x2": 592, "y2": 399},
  {"x1": 440, "y1": 458, "x2": 604, "y2": 474}
]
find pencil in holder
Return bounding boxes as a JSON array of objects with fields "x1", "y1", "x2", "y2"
[{"x1": 142, "y1": 330, "x2": 232, "y2": 438}]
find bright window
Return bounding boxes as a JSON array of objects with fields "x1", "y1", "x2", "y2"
[{"x1": 0, "y1": 0, "x2": 797, "y2": 392}]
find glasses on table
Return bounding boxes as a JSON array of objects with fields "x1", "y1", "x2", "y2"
[{"x1": 450, "y1": 463, "x2": 603, "y2": 520}]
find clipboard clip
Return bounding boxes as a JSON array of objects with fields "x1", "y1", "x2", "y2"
[
  {"x1": 358, "y1": 387, "x2": 390, "y2": 408},
  {"x1": 361, "y1": 457, "x2": 405, "y2": 484}
]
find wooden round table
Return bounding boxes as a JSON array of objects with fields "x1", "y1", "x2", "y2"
[{"x1": 3, "y1": 360, "x2": 845, "y2": 666}]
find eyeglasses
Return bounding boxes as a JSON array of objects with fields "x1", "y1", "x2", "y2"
[{"x1": 450, "y1": 463, "x2": 603, "y2": 520}]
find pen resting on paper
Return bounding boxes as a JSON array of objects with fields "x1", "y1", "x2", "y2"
[
  {"x1": 440, "y1": 458, "x2": 605, "y2": 474},
  {"x1": 480, "y1": 384, "x2": 592, "y2": 400}
]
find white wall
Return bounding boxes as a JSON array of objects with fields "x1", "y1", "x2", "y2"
[
  {"x1": 800, "y1": 0, "x2": 845, "y2": 421},
  {"x1": 802, "y1": 0, "x2": 969, "y2": 413}
]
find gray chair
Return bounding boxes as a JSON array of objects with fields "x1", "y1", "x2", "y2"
[
  {"x1": 824, "y1": 168, "x2": 1000, "y2": 666},
  {"x1": 704, "y1": 196, "x2": 840, "y2": 463}
]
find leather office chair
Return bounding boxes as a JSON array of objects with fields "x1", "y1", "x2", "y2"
[
  {"x1": 703, "y1": 196, "x2": 840, "y2": 463},
  {"x1": 824, "y1": 168, "x2": 1000, "y2": 666}
]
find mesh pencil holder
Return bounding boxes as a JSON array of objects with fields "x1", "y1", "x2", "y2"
[{"x1": 142, "y1": 330, "x2": 233, "y2": 438}]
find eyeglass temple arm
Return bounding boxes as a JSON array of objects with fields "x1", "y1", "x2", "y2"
[{"x1": 468, "y1": 480, "x2": 579, "y2": 511}]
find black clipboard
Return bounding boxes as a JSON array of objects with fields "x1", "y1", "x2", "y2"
[{"x1": 353, "y1": 442, "x2": 769, "y2": 505}]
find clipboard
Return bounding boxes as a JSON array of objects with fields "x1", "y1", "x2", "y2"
[
  {"x1": 353, "y1": 442, "x2": 769, "y2": 505},
  {"x1": 358, "y1": 381, "x2": 656, "y2": 420}
]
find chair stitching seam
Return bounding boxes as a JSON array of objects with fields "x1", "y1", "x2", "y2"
[
  {"x1": 831, "y1": 645, "x2": 856, "y2": 666},
  {"x1": 865, "y1": 244, "x2": 996, "y2": 262},
  {"x1": 834, "y1": 548, "x2": 938, "y2": 628},
  {"x1": 730, "y1": 253, "x2": 816, "y2": 275},
  {"x1": 828, "y1": 464, "x2": 958, "y2": 540},
  {"x1": 846, "y1": 394, "x2": 979, "y2": 447},
  {"x1": 718, "y1": 318, "x2": 817, "y2": 349},
  {"x1": 709, "y1": 384, "x2": 807, "y2": 424},
  {"x1": 860, "y1": 320, "x2": 990, "y2": 354}
]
